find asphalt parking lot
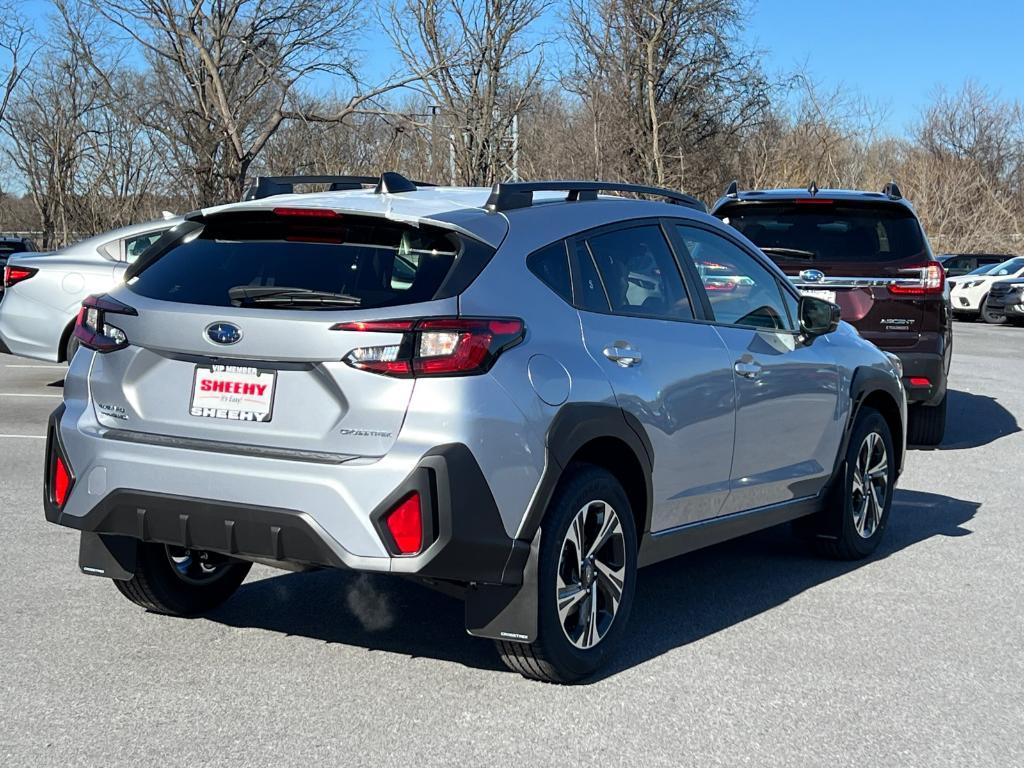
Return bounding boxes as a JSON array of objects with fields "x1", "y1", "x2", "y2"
[{"x1": 1, "y1": 320, "x2": 1022, "y2": 767}]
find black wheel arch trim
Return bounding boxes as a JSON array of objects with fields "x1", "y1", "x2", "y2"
[{"x1": 516, "y1": 403, "x2": 654, "y2": 543}]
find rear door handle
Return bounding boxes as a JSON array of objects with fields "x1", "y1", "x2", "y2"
[
  {"x1": 734, "y1": 360, "x2": 762, "y2": 379},
  {"x1": 603, "y1": 342, "x2": 642, "y2": 368}
]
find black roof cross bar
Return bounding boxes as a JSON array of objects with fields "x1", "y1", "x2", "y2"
[
  {"x1": 242, "y1": 172, "x2": 435, "y2": 201},
  {"x1": 484, "y1": 180, "x2": 708, "y2": 213}
]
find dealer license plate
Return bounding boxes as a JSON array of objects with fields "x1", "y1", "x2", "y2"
[
  {"x1": 801, "y1": 289, "x2": 837, "y2": 304},
  {"x1": 189, "y1": 365, "x2": 276, "y2": 422}
]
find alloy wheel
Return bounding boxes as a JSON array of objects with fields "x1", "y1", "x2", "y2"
[
  {"x1": 165, "y1": 546, "x2": 233, "y2": 586},
  {"x1": 556, "y1": 500, "x2": 627, "y2": 649},
  {"x1": 851, "y1": 432, "x2": 888, "y2": 539}
]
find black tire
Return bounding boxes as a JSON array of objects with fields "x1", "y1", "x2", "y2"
[
  {"x1": 113, "y1": 542, "x2": 252, "y2": 616},
  {"x1": 980, "y1": 296, "x2": 1005, "y2": 325},
  {"x1": 496, "y1": 464, "x2": 638, "y2": 684},
  {"x1": 64, "y1": 333, "x2": 80, "y2": 364},
  {"x1": 815, "y1": 407, "x2": 896, "y2": 560},
  {"x1": 907, "y1": 393, "x2": 947, "y2": 447}
]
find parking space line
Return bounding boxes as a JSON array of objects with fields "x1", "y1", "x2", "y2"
[
  {"x1": 3, "y1": 364, "x2": 65, "y2": 369},
  {"x1": 0, "y1": 434, "x2": 46, "y2": 440},
  {"x1": 0, "y1": 392, "x2": 63, "y2": 398}
]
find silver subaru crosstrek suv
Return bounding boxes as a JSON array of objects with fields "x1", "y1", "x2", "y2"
[{"x1": 44, "y1": 173, "x2": 906, "y2": 683}]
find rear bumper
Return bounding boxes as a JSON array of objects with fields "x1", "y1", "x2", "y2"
[
  {"x1": 45, "y1": 405, "x2": 528, "y2": 586},
  {"x1": 891, "y1": 351, "x2": 946, "y2": 405}
]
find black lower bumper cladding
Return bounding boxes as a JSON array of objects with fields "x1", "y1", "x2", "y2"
[{"x1": 46, "y1": 431, "x2": 525, "y2": 586}]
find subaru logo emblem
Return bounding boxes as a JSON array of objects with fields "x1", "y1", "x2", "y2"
[
  {"x1": 800, "y1": 269, "x2": 825, "y2": 283},
  {"x1": 205, "y1": 322, "x2": 242, "y2": 345}
]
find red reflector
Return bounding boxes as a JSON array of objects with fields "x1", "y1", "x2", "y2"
[
  {"x1": 385, "y1": 493, "x2": 422, "y2": 554},
  {"x1": 272, "y1": 207, "x2": 339, "y2": 218},
  {"x1": 908, "y1": 377, "x2": 931, "y2": 387},
  {"x1": 54, "y1": 456, "x2": 71, "y2": 508}
]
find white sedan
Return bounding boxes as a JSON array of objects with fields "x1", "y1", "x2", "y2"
[
  {"x1": 0, "y1": 216, "x2": 180, "y2": 362},
  {"x1": 949, "y1": 256, "x2": 1024, "y2": 324}
]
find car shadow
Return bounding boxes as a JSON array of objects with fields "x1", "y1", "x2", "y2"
[
  {"x1": 917, "y1": 389, "x2": 1020, "y2": 450},
  {"x1": 204, "y1": 489, "x2": 978, "y2": 680}
]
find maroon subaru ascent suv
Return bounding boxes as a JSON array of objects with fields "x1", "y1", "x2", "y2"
[{"x1": 712, "y1": 182, "x2": 951, "y2": 446}]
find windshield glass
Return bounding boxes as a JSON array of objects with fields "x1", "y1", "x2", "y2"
[
  {"x1": 128, "y1": 213, "x2": 465, "y2": 310},
  {"x1": 987, "y1": 256, "x2": 1024, "y2": 277},
  {"x1": 723, "y1": 203, "x2": 927, "y2": 262}
]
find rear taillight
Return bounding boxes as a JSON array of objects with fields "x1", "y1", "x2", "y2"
[
  {"x1": 335, "y1": 317, "x2": 525, "y2": 378},
  {"x1": 890, "y1": 262, "x2": 945, "y2": 295},
  {"x1": 3, "y1": 265, "x2": 37, "y2": 288},
  {"x1": 384, "y1": 492, "x2": 423, "y2": 555},
  {"x1": 73, "y1": 294, "x2": 137, "y2": 353}
]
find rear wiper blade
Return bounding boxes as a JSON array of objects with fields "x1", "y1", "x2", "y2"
[
  {"x1": 759, "y1": 247, "x2": 816, "y2": 260},
  {"x1": 228, "y1": 286, "x2": 362, "y2": 307}
]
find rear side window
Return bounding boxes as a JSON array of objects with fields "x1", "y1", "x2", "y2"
[
  {"x1": 124, "y1": 230, "x2": 167, "y2": 263},
  {"x1": 582, "y1": 225, "x2": 694, "y2": 320},
  {"x1": 527, "y1": 242, "x2": 572, "y2": 303},
  {"x1": 128, "y1": 213, "x2": 469, "y2": 310},
  {"x1": 721, "y1": 203, "x2": 927, "y2": 263}
]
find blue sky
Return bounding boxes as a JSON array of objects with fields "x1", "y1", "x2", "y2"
[
  {"x1": 745, "y1": 0, "x2": 1022, "y2": 131},
  {"x1": 15, "y1": 0, "x2": 1022, "y2": 137}
]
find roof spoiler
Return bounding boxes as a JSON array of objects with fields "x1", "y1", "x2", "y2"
[{"x1": 241, "y1": 172, "x2": 435, "y2": 201}]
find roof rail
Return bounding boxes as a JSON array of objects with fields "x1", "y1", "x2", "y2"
[
  {"x1": 724, "y1": 180, "x2": 739, "y2": 198},
  {"x1": 882, "y1": 181, "x2": 903, "y2": 200},
  {"x1": 485, "y1": 180, "x2": 707, "y2": 213},
  {"x1": 242, "y1": 172, "x2": 434, "y2": 201}
]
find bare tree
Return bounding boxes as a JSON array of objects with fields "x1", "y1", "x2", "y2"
[
  {"x1": 85, "y1": 0, "x2": 422, "y2": 203},
  {"x1": 387, "y1": 0, "x2": 550, "y2": 185},
  {"x1": 0, "y1": 0, "x2": 34, "y2": 125},
  {"x1": 566, "y1": 0, "x2": 770, "y2": 197}
]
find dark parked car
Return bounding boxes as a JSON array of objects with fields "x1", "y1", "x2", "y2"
[
  {"x1": 985, "y1": 277, "x2": 1024, "y2": 323},
  {"x1": 712, "y1": 182, "x2": 951, "y2": 446},
  {"x1": 0, "y1": 236, "x2": 37, "y2": 269},
  {"x1": 937, "y1": 253, "x2": 1011, "y2": 277}
]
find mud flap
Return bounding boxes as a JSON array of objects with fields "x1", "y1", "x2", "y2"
[
  {"x1": 78, "y1": 532, "x2": 137, "y2": 580},
  {"x1": 464, "y1": 529, "x2": 541, "y2": 643}
]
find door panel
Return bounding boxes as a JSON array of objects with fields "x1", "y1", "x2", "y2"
[
  {"x1": 579, "y1": 310, "x2": 737, "y2": 530},
  {"x1": 714, "y1": 326, "x2": 842, "y2": 513},
  {"x1": 572, "y1": 223, "x2": 736, "y2": 531},
  {"x1": 672, "y1": 223, "x2": 842, "y2": 513}
]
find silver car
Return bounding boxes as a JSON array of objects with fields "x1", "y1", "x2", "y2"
[
  {"x1": 0, "y1": 216, "x2": 179, "y2": 362},
  {"x1": 44, "y1": 173, "x2": 906, "y2": 682}
]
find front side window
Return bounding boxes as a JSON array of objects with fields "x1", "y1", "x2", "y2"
[
  {"x1": 581, "y1": 224, "x2": 693, "y2": 320},
  {"x1": 676, "y1": 225, "x2": 795, "y2": 331}
]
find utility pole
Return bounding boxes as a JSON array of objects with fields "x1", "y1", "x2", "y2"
[{"x1": 429, "y1": 105, "x2": 442, "y2": 183}]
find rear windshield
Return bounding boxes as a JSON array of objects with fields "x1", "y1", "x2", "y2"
[
  {"x1": 0, "y1": 242, "x2": 28, "y2": 257},
  {"x1": 128, "y1": 213, "x2": 467, "y2": 310},
  {"x1": 721, "y1": 203, "x2": 927, "y2": 263}
]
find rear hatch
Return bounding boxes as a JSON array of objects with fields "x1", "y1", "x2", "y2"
[
  {"x1": 86, "y1": 208, "x2": 485, "y2": 459},
  {"x1": 716, "y1": 199, "x2": 939, "y2": 348}
]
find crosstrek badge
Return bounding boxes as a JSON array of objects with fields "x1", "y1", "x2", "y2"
[{"x1": 189, "y1": 365, "x2": 276, "y2": 422}]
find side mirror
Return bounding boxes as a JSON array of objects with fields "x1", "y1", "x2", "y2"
[{"x1": 799, "y1": 295, "x2": 840, "y2": 337}]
